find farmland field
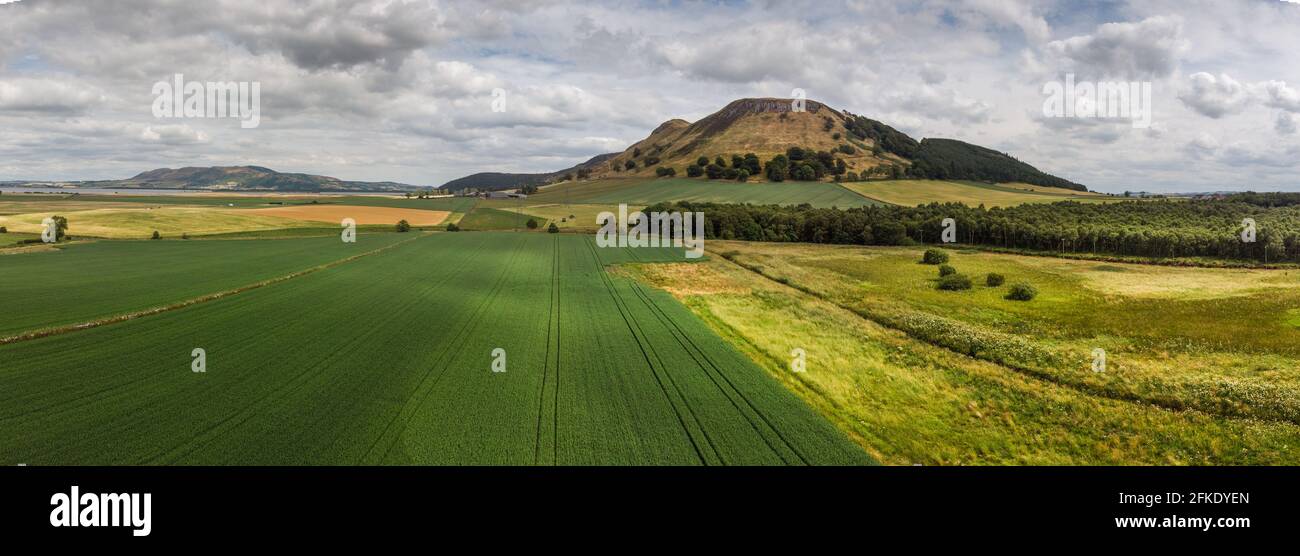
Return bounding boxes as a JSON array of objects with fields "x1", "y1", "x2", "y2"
[
  {"x1": 0, "y1": 234, "x2": 416, "y2": 338},
  {"x1": 840, "y1": 179, "x2": 1115, "y2": 208},
  {"x1": 531, "y1": 177, "x2": 879, "y2": 208},
  {"x1": 0, "y1": 193, "x2": 475, "y2": 238},
  {"x1": 0, "y1": 232, "x2": 871, "y2": 465},
  {"x1": 622, "y1": 240, "x2": 1300, "y2": 464},
  {"x1": 457, "y1": 206, "x2": 544, "y2": 230}
]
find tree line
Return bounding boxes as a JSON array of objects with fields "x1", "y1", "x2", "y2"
[{"x1": 644, "y1": 198, "x2": 1300, "y2": 263}]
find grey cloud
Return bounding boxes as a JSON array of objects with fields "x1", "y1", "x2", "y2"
[{"x1": 1045, "y1": 16, "x2": 1188, "y2": 79}]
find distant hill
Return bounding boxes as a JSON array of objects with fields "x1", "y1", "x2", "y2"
[
  {"x1": 581, "y1": 97, "x2": 1084, "y2": 192},
  {"x1": 81, "y1": 166, "x2": 424, "y2": 192},
  {"x1": 441, "y1": 153, "x2": 618, "y2": 193}
]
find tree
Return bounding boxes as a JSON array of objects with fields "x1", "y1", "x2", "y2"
[
  {"x1": 697, "y1": 156, "x2": 710, "y2": 167},
  {"x1": 731, "y1": 154, "x2": 745, "y2": 169},
  {"x1": 446, "y1": 222, "x2": 461, "y2": 232},
  {"x1": 655, "y1": 167, "x2": 677, "y2": 177},
  {"x1": 936, "y1": 273, "x2": 973, "y2": 291},
  {"x1": 834, "y1": 158, "x2": 848, "y2": 176},
  {"x1": 0, "y1": 227, "x2": 7, "y2": 233},
  {"x1": 526, "y1": 218, "x2": 539, "y2": 230},
  {"x1": 921, "y1": 248, "x2": 949, "y2": 264},
  {"x1": 686, "y1": 164, "x2": 704, "y2": 177},
  {"x1": 547, "y1": 222, "x2": 559, "y2": 233},
  {"x1": 51, "y1": 215, "x2": 68, "y2": 240},
  {"x1": 786, "y1": 146, "x2": 806, "y2": 161},
  {"x1": 396, "y1": 220, "x2": 412, "y2": 232},
  {"x1": 705, "y1": 164, "x2": 724, "y2": 179},
  {"x1": 985, "y1": 273, "x2": 1005, "y2": 287},
  {"x1": 735, "y1": 169, "x2": 749, "y2": 182},
  {"x1": 714, "y1": 156, "x2": 727, "y2": 168},
  {"x1": 151, "y1": 230, "x2": 161, "y2": 240},
  {"x1": 624, "y1": 160, "x2": 636, "y2": 170},
  {"x1": 1006, "y1": 282, "x2": 1038, "y2": 301},
  {"x1": 742, "y1": 153, "x2": 762, "y2": 175},
  {"x1": 792, "y1": 163, "x2": 817, "y2": 181},
  {"x1": 765, "y1": 155, "x2": 789, "y2": 182}
]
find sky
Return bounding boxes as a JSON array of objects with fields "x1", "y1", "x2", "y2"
[{"x1": 0, "y1": 0, "x2": 1297, "y2": 193}]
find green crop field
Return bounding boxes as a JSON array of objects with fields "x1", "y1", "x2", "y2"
[
  {"x1": 531, "y1": 177, "x2": 879, "y2": 208},
  {"x1": 0, "y1": 234, "x2": 414, "y2": 338},
  {"x1": 457, "y1": 206, "x2": 544, "y2": 230},
  {"x1": 0, "y1": 232, "x2": 871, "y2": 465},
  {"x1": 626, "y1": 240, "x2": 1300, "y2": 464}
]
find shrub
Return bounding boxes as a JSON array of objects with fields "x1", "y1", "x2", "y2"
[
  {"x1": 686, "y1": 164, "x2": 704, "y2": 177},
  {"x1": 547, "y1": 222, "x2": 559, "y2": 233},
  {"x1": 0, "y1": 226, "x2": 7, "y2": 233},
  {"x1": 722, "y1": 167, "x2": 739, "y2": 179},
  {"x1": 655, "y1": 166, "x2": 676, "y2": 177},
  {"x1": 938, "y1": 264, "x2": 956, "y2": 277},
  {"x1": 985, "y1": 273, "x2": 1005, "y2": 287},
  {"x1": 697, "y1": 156, "x2": 710, "y2": 167},
  {"x1": 735, "y1": 169, "x2": 749, "y2": 182},
  {"x1": 921, "y1": 248, "x2": 949, "y2": 264},
  {"x1": 936, "y1": 273, "x2": 973, "y2": 291},
  {"x1": 525, "y1": 218, "x2": 539, "y2": 230},
  {"x1": 1006, "y1": 282, "x2": 1038, "y2": 301},
  {"x1": 623, "y1": 160, "x2": 636, "y2": 170},
  {"x1": 705, "y1": 164, "x2": 724, "y2": 179},
  {"x1": 151, "y1": 231, "x2": 161, "y2": 240},
  {"x1": 396, "y1": 219, "x2": 412, "y2": 232},
  {"x1": 181, "y1": 233, "x2": 189, "y2": 240},
  {"x1": 446, "y1": 223, "x2": 461, "y2": 232}
]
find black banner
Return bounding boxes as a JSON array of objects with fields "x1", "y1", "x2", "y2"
[{"x1": 0, "y1": 466, "x2": 1286, "y2": 544}]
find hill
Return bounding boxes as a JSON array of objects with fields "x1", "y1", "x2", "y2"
[
  {"x1": 441, "y1": 153, "x2": 617, "y2": 193},
  {"x1": 576, "y1": 97, "x2": 1083, "y2": 192},
  {"x1": 82, "y1": 166, "x2": 423, "y2": 192}
]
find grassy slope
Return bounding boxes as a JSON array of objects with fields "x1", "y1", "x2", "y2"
[
  {"x1": 0, "y1": 233, "x2": 870, "y2": 465},
  {"x1": 0, "y1": 234, "x2": 413, "y2": 337},
  {"x1": 628, "y1": 251, "x2": 1300, "y2": 464},
  {"x1": 841, "y1": 179, "x2": 1113, "y2": 208}
]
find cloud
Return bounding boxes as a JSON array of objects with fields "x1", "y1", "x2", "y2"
[
  {"x1": 1277, "y1": 112, "x2": 1298, "y2": 135},
  {"x1": 1045, "y1": 16, "x2": 1188, "y2": 79},
  {"x1": 140, "y1": 124, "x2": 209, "y2": 144},
  {"x1": 1179, "y1": 73, "x2": 1300, "y2": 131},
  {"x1": 1178, "y1": 73, "x2": 1254, "y2": 118},
  {"x1": 0, "y1": 77, "x2": 104, "y2": 114}
]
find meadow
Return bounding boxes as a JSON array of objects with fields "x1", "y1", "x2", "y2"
[
  {"x1": 621, "y1": 240, "x2": 1300, "y2": 464},
  {"x1": 0, "y1": 232, "x2": 870, "y2": 465}
]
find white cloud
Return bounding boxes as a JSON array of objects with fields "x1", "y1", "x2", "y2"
[{"x1": 1178, "y1": 73, "x2": 1254, "y2": 118}]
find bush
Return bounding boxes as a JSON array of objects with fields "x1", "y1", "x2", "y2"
[
  {"x1": 1006, "y1": 282, "x2": 1038, "y2": 301},
  {"x1": 0, "y1": 226, "x2": 7, "y2": 233},
  {"x1": 181, "y1": 233, "x2": 189, "y2": 240},
  {"x1": 525, "y1": 218, "x2": 538, "y2": 230},
  {"x1": 446, "y1": 223, "x2": 461, "y2": 232},
  {"x1": 547, "y1": 222, "x2": 559, "y2": 233},
  {"x1": 396, "y1": 219, "x2": 412, "y2": 232},
  {"x1": 705, "y1": 164, "x2": 724, "y2": 179},
  {"x1": 655, "y1": 166, "x2": 676, "y2": 177},
  {"x1": 938, "y1": 264, "x2": 956, "y2": 277},
  {"x1": 150, "y1": 231, "x2": 161, "y2": 240},
  {"x1": 735, "y1": 169, "x2": 749, "y2": 182},
  {"x1": 686, "y1": 164, "x2": 704, "y2": 177},
  {"x1": 921, "y1": 248, "x2": 949, "y2": 264},
  {"x1": 936, "y1": 273, "x2": 973, "y2": 291},
  {"x1": 985, "y1": 273, "x2": 1005, "y2": 287},
  {"x1": 623, "y1": 160, "x2": 636, "y2": 170}
]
